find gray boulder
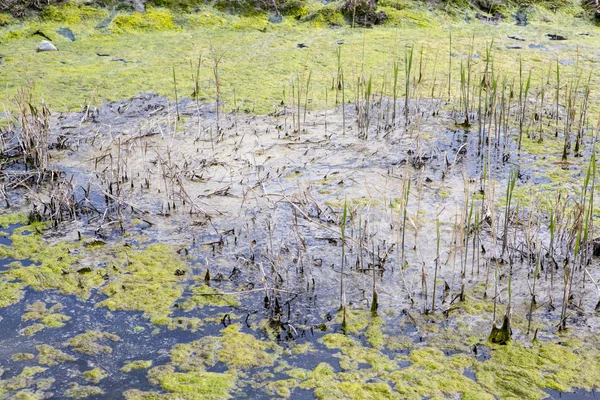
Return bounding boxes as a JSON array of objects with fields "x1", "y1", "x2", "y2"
[{"x1": 37, "y1": 40, "x2": 57, "y2": 52}]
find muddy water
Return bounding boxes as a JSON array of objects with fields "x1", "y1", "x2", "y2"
[{"x1": 1, "y1": 93, "x2": 600, "y2": 399}]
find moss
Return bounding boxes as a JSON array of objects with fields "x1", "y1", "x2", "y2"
[
  {"x1": 302, "y1": 5, "x2": 346, "y2": 27},
  {"x1": 147, "y1": 365, "x2": 236, "y2": 400},
  {"x1": 82, "y1": 368, "x2": 107, "y2": 384},
  {"x1": 380, "y1": 7, "x2": 439, "y2": 27},
  {"x1": 40, "y1": 3, "x2": 108, "y2": 24},
  {"x1": 110, "y1": 10, "x2": 178, "y2": 33},
  {"x1": 280, "y1": 0, "x2": 311, "y2": 17},
  {"x1": 67, "y1": 330, "x2": 121, "y2": 355},
  {"x1": 229, "y1": 15, "x2": 269, "y2": 30},
  {"x1": 11, "y1": 353, "x2": 35, "y2": 362},
  {"x1": 121, "y1": 360, "x2": 153, "y2": 373},
  {"x1": 0, "y1": 13, "x2": 14, "y2": 27},
  {"x1": 183, "y1": 11, "x2": 227, "y2": 27},
  {"x1": 97, "y1": 243, "x2": 188, "y2": 321},
  {"x1": 64, "y1": 383, "x2": 104, "y2": 399},
  {"x1": 37, "y1": 344, "x2": 77, "y2": 366},
  {"x1": 0, "y1": 280, "x2": 25, "y2": 308}
]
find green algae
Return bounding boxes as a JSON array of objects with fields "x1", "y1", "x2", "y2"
[
  {"x1": 218, "y1": 323, "x2": 280, "y2": 369},
  {"x1": 170, "y1": 336, "x2": 221, "y2": 371},
  {"x1": 474, "y1": 340, "x2": 600, "y2": 398},
  {"x1": 321, "y1": 333, "x2": 397, "y2": 372},
  {"x1": 82, "y1": 368, "x2": 108, "y2": 383},
  {"x1": 261, "y1": 378, "x2": 298, "y2": 398},
  {"x1": 389, "y1": 347, "x2": 488, "y2": 399},
  {"x1": 0, "y1": 212, "x2": 28, "y2": 228},
  {"x1": 290, "y1": 362, "x2": 399, "y2": 400},
  {"x1": 21, "y1": 301, "x2": 71, "y2": 334},
  {"x1": 97, "y1": 243, "x2": 188, "y2": 322},
  {"x1": 148, "y1": 365, "x2": 236, "y2": 400},
  {"x1": 11, "y1": 353, "x2": 35, "y2": 362},
  {"x1": 138, "y1": 324, "x2": 283, "y2": 398},
  {"x1": 0, "y1": 366, "x2": 47, "y2": 393},
  {"x1": 64, "y1": 383, "x2": 104, "y2": 399},
  {"x1": 121, "y1": 360, "x2": 153, "y2": 373},
  {"x1": 155, "y1": 316, "x2": 204, "y2": 332},
  {"x1": 37, "y1": 344, "x2": 77, "y2": 366},
  {"x1": 123, "y1": 390, "x2": 168, "y2": 399},
  {"x1": 22, "y1": 324, "x2": 46, "y2": 336},
  {"x1": 67, "y1": 330, "x2": 121, "y2": 355},
  {"x1": 0, "y1": 280, "x2": 25, "y2": 308},
  {"x1": 0, "y1": 225, "x2": 104, "y2": 299}
]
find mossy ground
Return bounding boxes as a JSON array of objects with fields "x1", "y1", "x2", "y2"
[{"x1": 0, "y1": 1, "x2": 596, "y2": 116}]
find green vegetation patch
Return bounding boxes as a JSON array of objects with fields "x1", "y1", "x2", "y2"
[
  {"x1": 82, "y1": 368, "x2": 108, "y2": 384},
  {"x1": 21, "y1": 301, "x2": 71, "y2": 335},
  {"x1": 11, "y1": 353, "x2": 35, "y2": 362},
  {"x1": 321, "y1": 333, "x2": 397, "y2": 372},
  {"x1": 110, "y1": 10, "x2": 178, "y2": 33},
  {"x1": 0, "y1": 212, "x2": 28, "y2": 228},
  {"x1": 67, "y1": 330, "x2": 121, "y2": 355},
  {"x1": 0, "y1": 366, "x2": 49, "y2": 394},
  {"x1": 37, "y1": 344, "x2": 77, "y2": 366},
  {"x1": 121, "y1": 360, "x2": 153, "y2": 373},
  {"x1": 148, "y1": 365, "x2": 236, "y2": 400},
  {"x1": 0, "y1": 280, "x2": 25, "y2": 308},
  {"x1": 474, "y1": 340, "x2": 600, "y2": 398},
  {"x1": 96, "y1": 243, "x2": 188, "y2": 322},
  {"x1": 64, "y1": 383, "x2": 104, "y2": 399},
  {"x1": 40, "y1": 3, "x2": 108, "y2": 24},
  {"x1": 290, "y1": 362, "x2": 399, "y2": 399},
  {"x1": 0, "y1": 224, "x2": 104, "y2": 299},
  {"x1": 389, "y1": 347, "x2": 487, "y2": 399}
]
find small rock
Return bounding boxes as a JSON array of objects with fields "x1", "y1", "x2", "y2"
[
  {"x1": 57, "y1": 27, "x2": 75, "y2": 42},
  {"x1": 268, "y1": 13, "x2": 283, "y2": 24},
  {"x1": 37, "y1": 40, "x2": 57, "y2": 52},
  {"x1": 547, "y1": 33, "x2": 567, "y2": 40},
  {"x1": 515, "y1": 10, "x2": 527, "y2": 26},
  {"x1": 32, "y1": 30, "x2": 52, "y2": 41}
]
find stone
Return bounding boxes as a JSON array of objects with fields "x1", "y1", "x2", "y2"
[{"x1": 37, "y1": 40, "x2": 57, "y2": 52}]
